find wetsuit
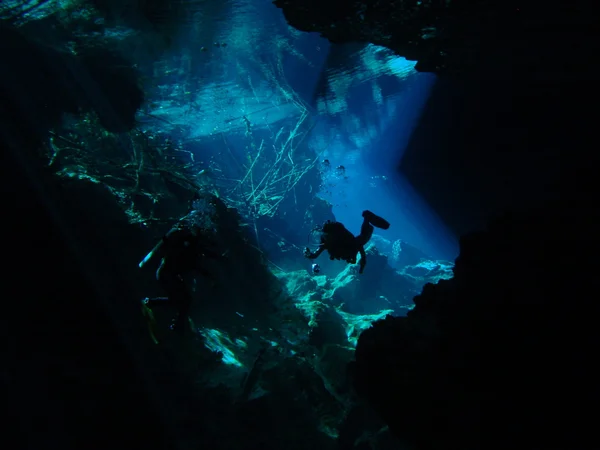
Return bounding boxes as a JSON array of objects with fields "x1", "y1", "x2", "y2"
[
  {"x1": 305, "y1": 210, "x2": 389, "y2": 274},
  {"x1": 148, "y1": 226, "x2": 219, "y2": 332}
]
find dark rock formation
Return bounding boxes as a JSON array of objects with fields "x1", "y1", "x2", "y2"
[
  {"x1": 0, "y1": 23, "x2": 143, "y2": 149},
  {"x1": 1, "y1": 129, "x2": 179, "y2": 449},
  {"x1": 0, "y1": 137, "x2": 333, "y2": 449},
  {"x1": 274, "y1": 0, "x2": 599, "y2": 75},
  {"x1": 351, "y1": 199, "x2": 598, "y2": 450}
]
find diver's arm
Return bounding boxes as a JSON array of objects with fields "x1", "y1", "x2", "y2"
[
  {"x1": 305, "y1": 244, "x2": 326, "y2": 259},
  {"x1": 138, "y1": 239, "x2": 164, "y2": 268},
  {"x1": 158, "y1": 227, "x2": 188, "y2": 256},
  {"x1": 139, "y1": 226, "x2": 184, "y2": 268},
  {"x1": 163, "y1": 226, "x2": 188, "y2": 242},
  {"x1": 358, "y1": 247, "x2": 367, "y2": 274}
]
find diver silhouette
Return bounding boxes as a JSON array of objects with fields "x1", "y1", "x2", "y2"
[
  {"x1": 139, "y1": 196, "x2": 221, "y2": 342},
  {"x1": 304, "y1": 210, "x2": 390, "y2": 274}
]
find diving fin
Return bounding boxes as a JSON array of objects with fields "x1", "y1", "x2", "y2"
[
  {"x1": 141, "y1": 299, "x2": 159, "y2": 344},
  {"x1": 362, "y1": 210, "x2": 390, "y2": 230}
]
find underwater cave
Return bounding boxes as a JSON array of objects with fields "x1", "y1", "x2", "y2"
[{"x1": 1, "y1": 1, "x2": 598, "y2": 449}]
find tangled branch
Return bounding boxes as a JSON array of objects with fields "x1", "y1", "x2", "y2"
[{"x1": 43, "y1": 113, "x2": 209, "y2": 224}]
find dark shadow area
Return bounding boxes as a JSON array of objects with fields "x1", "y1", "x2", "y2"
[
  {"x1": 352, "y1": 195, "x2": 599, "y2": 450},
  {"x1": 398, "y1": 0, "x2": 599, "y2": 235},
  {"x1": 0, "y1": 21, "x2": 181, "y2": 450},
  {"x1": 1, "y1": 141, "x2": 181, "y2": 450},
  {"x1": 0, "y1": 23, "x2": 143, "y2": 142},
  {"x1": 399, "y1": 77, "x2": 596, "y2": 236}
]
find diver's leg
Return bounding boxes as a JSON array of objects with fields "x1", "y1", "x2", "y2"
[
  {"x1": 362, "y1": 210, "x2": 390, "y2": 230},
  {"x1": 166, "y1": 277, "x2": 192, "y2": 333},
  {"x1": 172, "y1": 291, "x2": 193, "y2": 333},
  {"x1": 356, "y1": 217, "x2": 374, "y2": 247},
  {"x1": 154, "y1": 260, "x2": 179, "y2": 310}
]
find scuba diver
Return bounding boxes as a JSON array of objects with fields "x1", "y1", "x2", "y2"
[
  {"x1": 304, "y1": 210, "x2": 390, "y2": 274},
  {"x1": 139, "y1": 195, "x2": 221, "y2": 342}
]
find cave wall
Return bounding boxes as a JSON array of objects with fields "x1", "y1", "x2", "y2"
[
  {"x1": 1, "y1": 138, "x2": 183, "y2": 449},
  {"x1": 352, "y1": 196, "x2": 599, "y2": 450},
  {"x1": 397, "y1": 1, "x2": 599, "y2": 236},
  {"x1": 398, "y1": 74, "x2": 597, "y2": 236}
]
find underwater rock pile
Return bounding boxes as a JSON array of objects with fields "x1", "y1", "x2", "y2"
[
  {"x1": 286, "y1": 242, "x2": 450, "y2": 316},
  {"x1": 351, "y1": 200, "x2": 599, "y2": 450}
]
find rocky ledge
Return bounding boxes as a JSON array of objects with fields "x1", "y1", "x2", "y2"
[
  {"x1": 273, "y1": 0, "x2": 598, "y2": 75},
  {"x1": 350, "y1": 199, "x2": 599, "y2": 450}
]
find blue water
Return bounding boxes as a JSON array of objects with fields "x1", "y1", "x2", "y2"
[
  {"x1": 131, "y1": 0, "x2": 459, "y2": 261},
  {"x1": 315, "y1": 73, "x2": 458, "y2": 260}
]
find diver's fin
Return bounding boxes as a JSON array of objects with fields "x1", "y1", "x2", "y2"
[
  {"x1": 141, "y1": 301, "x2": 160, "y2": 344},
  {"x1": 188, "y1": 317, "x2": 196, "y2": 333},
  {"x1": 362, "y1": 210, "x2": 390, "y2": 230}
]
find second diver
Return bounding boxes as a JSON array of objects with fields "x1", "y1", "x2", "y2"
[
  {"x1": 304, "y1": 210, "x2": 390, "y2": 274},
  {"x1": 139, "y1": 195, "x2": 221, "y2": 342}
]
